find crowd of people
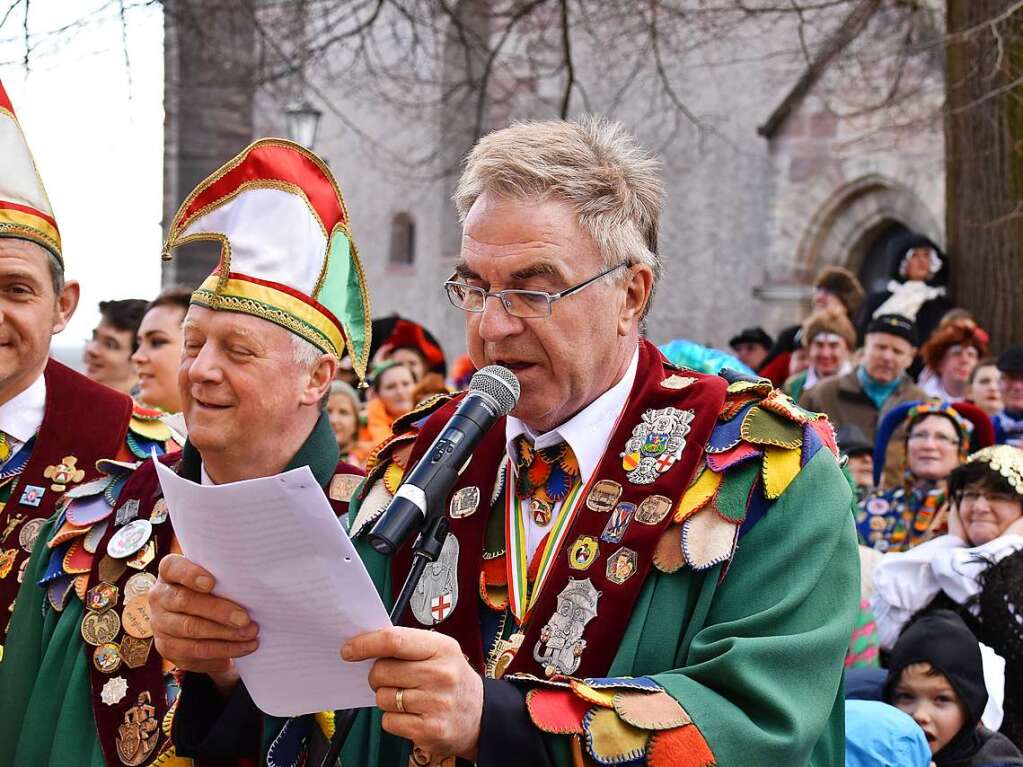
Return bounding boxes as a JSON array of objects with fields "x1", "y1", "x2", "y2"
[
  {"x1": 729, "y1": 243, "x2": 1023, "y2": 765},
  {"x1": 1, "y1": 72, "x2": 1021, "y2": 767}
]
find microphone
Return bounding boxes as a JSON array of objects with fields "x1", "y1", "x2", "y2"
[{"x1": 367, "y1": 365, "x2": 520, "y2": 556}]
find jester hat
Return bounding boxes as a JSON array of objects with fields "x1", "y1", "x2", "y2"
[
  {"x1": 0, "y1": 79, "x2": 61, "y2": 264},
  {"x1": 872, "y1": 400, "x2": 993, "y2": 487},
  {"x1": 163, "y1": 139, "x2": 371, "y2": 382}
]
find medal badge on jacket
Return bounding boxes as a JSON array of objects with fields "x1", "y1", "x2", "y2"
[
  {"x1": 410, "y1": 533, "x2": 459, "y2": 625},
  {"x1": 621, "y1": 407, "x2": 695, "y2": 485},
  {"x1": 533, "y1": 577, "x2": 601, "y2": 676}
]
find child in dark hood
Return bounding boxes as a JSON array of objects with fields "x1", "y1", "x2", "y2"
[
  {"x1": 883, "y1": 610, "x2": 1023, "y2": 767},
  {"x1": 857, "y1": 232, "x2": 952, "y2": 346}
]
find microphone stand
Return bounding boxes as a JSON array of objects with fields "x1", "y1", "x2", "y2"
[{"x1": 320, "y1": 514, "x2": 451, "y2": 767}]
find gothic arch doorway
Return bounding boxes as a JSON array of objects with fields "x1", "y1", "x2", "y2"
[
  {"x1": 796, "y1": 175, "x2": 940, "y2": 287},
  {"x1": 848, "y1": 220, "x2": 911, "y2": 294}
]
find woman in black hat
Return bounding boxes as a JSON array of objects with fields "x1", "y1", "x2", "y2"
[{"x1": 856, "y1": 231, "x2": 952, "y2": 347}]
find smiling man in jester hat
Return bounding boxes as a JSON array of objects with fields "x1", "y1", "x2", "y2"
[
  {"x1": 0, "y1": 79, "x2": 182, "y2": 669},
  {"x1": 157, "y1": 119, "x2": 859, "y2": 767},
  {"x1": 0, "y1": 138, "x2": 371, "y2": 767}
]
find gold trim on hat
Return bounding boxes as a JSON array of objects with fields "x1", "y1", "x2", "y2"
[
  {"x1": 967, "y1": 445, "x2": 1023, "y2": 495},
  {"x1": 191, "y1": 274, "x2": 345, "y2": 358}
]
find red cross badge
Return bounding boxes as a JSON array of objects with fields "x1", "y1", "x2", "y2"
[{"x1": 430, "y1": 593, "x2": 453, "y2": 622}]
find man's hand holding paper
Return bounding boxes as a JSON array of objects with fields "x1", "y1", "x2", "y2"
[{"x1": 150, "y1": 554, "x2": 259, "y2": 693}]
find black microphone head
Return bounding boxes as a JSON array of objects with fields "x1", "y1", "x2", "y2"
[{"x1": 469, "y1": 365, "x2": 520, "y2": 415}]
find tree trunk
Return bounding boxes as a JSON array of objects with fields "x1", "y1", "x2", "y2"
[{"x1": 945, "y1": 1, "x2": 1023, "y2": 348}]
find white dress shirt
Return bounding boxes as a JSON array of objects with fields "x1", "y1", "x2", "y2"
[
  {"x1": 505, "y1": 347, "x2": 639, "y2": 560},
  {"x1": 0, "y1": 372, "x2": 46, "y2": 459}
]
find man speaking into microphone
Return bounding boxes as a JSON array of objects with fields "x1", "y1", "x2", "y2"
[{"x1": 158, "y1": 119, "x2": 859, "y2": 767}]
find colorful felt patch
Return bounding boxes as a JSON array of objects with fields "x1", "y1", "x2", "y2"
[
  {"x1": 762, "y1": 445, "x2": 801, "y2": 499},
  {"x1": 740, "y1": 406, "x2": 803, "y2": 449},
  {"x1": 350, "y1": 479, "x2": 394, "y2": 538},
  {"x1": 704, "y1": 441, "x2": 761, "y2": 473},
  {"x1": 705, "y1": 402, "x2": 756, "y2": 453},
  {"x1": 479, "y1": 572, "x2": 509, "y2": 611},
  {"x1": 800, "y1": 422, "x2": 825, "y2": 467},
  {"x1": 674, "y1": 468, "x2": 722, "y2": 523},
  {"x1": 682, "y1": 507, "x2": 737, "y2": 570},
  {"x1": 647, "y1": 725, "x2": 716, "y2": 767},
  {"x1": 47, "y1": 575, "x2": 74, "y2": 611},
  {"x1": 571, "y1": 679, "x2": 617, "y2": 708},
  {"x1": 65, "y1": 475, "x2": 112, "y2": 499},
  {"x1": 73, "y1": 572, "x2": 88, "y2": 601},
  {"x1": 725, "y1": 378, "x2": 773, "y2": 397},
  {"x1": 382, "y1": 462, "x2": 404, "y2": 495},
  {"x1": 653, "y1": 523, "x2": 685, "y2": 574},
  {"x1": 760, "y1": 389, "x2": 816, "y2": 424},
  {"x1": 613, "y1": 690, "x2": 691, "y2": 730},
  {"x1": 39, "y1": 541, "x2": 72, "y2": 583},
  {"x1": 129, "y1": 414, "x2": 174, "y2": 443},
  {"x1": 48, "y1": 518, "x2": 91, "y2": 548},
  {"x1": 314, "y1": 710, "x2": 334, "y2": 740},
  {"x1": 65, "y1": 494, "x2": 115, "y2": 527},
  {"x1": 126, "y1": 431, "x2": 161, "y2": 460},
  {"x1": 583, "y1": 676, "x2": 662, "y2": 692},
  {"x1": 808, "y1": 417, "x2": 839, "y2": 455},
  {"x1": 712, "y1": 460, "x2": 759, "y2": 523},
  {"x1": 62, "y1": 539, "x2": 93, "y2": 574},
  {"x1": 525, "y1": 688, "x2": 590, "y2": 734},
  {"x1": 718, "y1": 394, "x2": 760, "y2": 422},
  {"x1": 583, "y1": 707, "x2": 650, "y2": 765}
]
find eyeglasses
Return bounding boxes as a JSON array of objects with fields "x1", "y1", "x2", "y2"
[
  {"x1": 907, "y1": 431, "x2": 959, "y2": 446},
  {"x1": 959, "y1": 489, "x2": 1018, "y2": 506},
  {"x1": 444, "y1": 262, "x2": 628, "y2": 319}
]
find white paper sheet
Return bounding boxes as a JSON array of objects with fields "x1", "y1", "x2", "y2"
[{"x1": 154, "y1": 458, "x2": 391, "y2": 717}]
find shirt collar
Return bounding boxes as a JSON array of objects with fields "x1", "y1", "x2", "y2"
[
  {"x1": 0, "y1": 371, "x2": 46, "y2": 442},
  {"x1": 506, "y1": 346, "x2": 639, "y2": 483},
  {"x1": 189, "y1": 410, "x2": 340, "y2": 487}
]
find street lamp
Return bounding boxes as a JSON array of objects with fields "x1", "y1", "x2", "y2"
[{"x1": 285, "y1": 99, "x2": 323, "y2": 149}]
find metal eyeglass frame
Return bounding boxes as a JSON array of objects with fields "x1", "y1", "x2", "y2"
[{"x1": 444, "y1": 261, "x2": 628, "y2": 319}]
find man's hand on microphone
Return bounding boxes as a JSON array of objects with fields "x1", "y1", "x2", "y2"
[
  {"x1": 150, "y1": 554, "x2": 260, "y2": 695},
  {"x1": 343, "y1": 626, "x2": 482, "y2": 760}
]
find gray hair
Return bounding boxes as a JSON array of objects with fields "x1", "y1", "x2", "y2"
[
  {"x1": 291, "y1": 333, "x2": 326, "y2": 370},
  {"x1": 454, "y1": 117, "x2": 663, "y2": 288}
]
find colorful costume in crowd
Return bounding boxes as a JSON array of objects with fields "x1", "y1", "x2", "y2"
[
  {"x1": 856, "y1": 400, "x2": 995, "y2": 553},
  {"x1": 0, "y1": 138, "x2": 372, "y2": 766},
  {"x1": 0, "y1": 80, "x2": 181, "y2": 667},
  {"x1": 175, "y1": 346, "x2": 861, "y2": 764},
  {"x1": 856, "y1": 401, "x2": 973, "y2": 552}
]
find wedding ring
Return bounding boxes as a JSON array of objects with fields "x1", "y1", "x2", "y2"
[{"x1": 395, "y1": 688, "x2": 406, "y2": 713}]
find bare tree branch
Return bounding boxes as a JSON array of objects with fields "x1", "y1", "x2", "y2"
[{"x1": 558, "y1": 0, "x2": 573, "y2": 118}]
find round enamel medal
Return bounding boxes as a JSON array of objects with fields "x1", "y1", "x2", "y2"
[{"x1": 107, "y1": 519, "x2": 152, "y2": 559}]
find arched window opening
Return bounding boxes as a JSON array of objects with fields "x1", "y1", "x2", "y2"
[{"x1": 389, "y1": 212, "x2": 416, "y2": 267}]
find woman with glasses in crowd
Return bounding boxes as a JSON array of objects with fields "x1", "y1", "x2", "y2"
[
  {"x1": 871, "y1": 446, "x2": 1023, "y2": 747},
  {"x1": 858, "y1": 402, "x2": 980, "y2": 553}
]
